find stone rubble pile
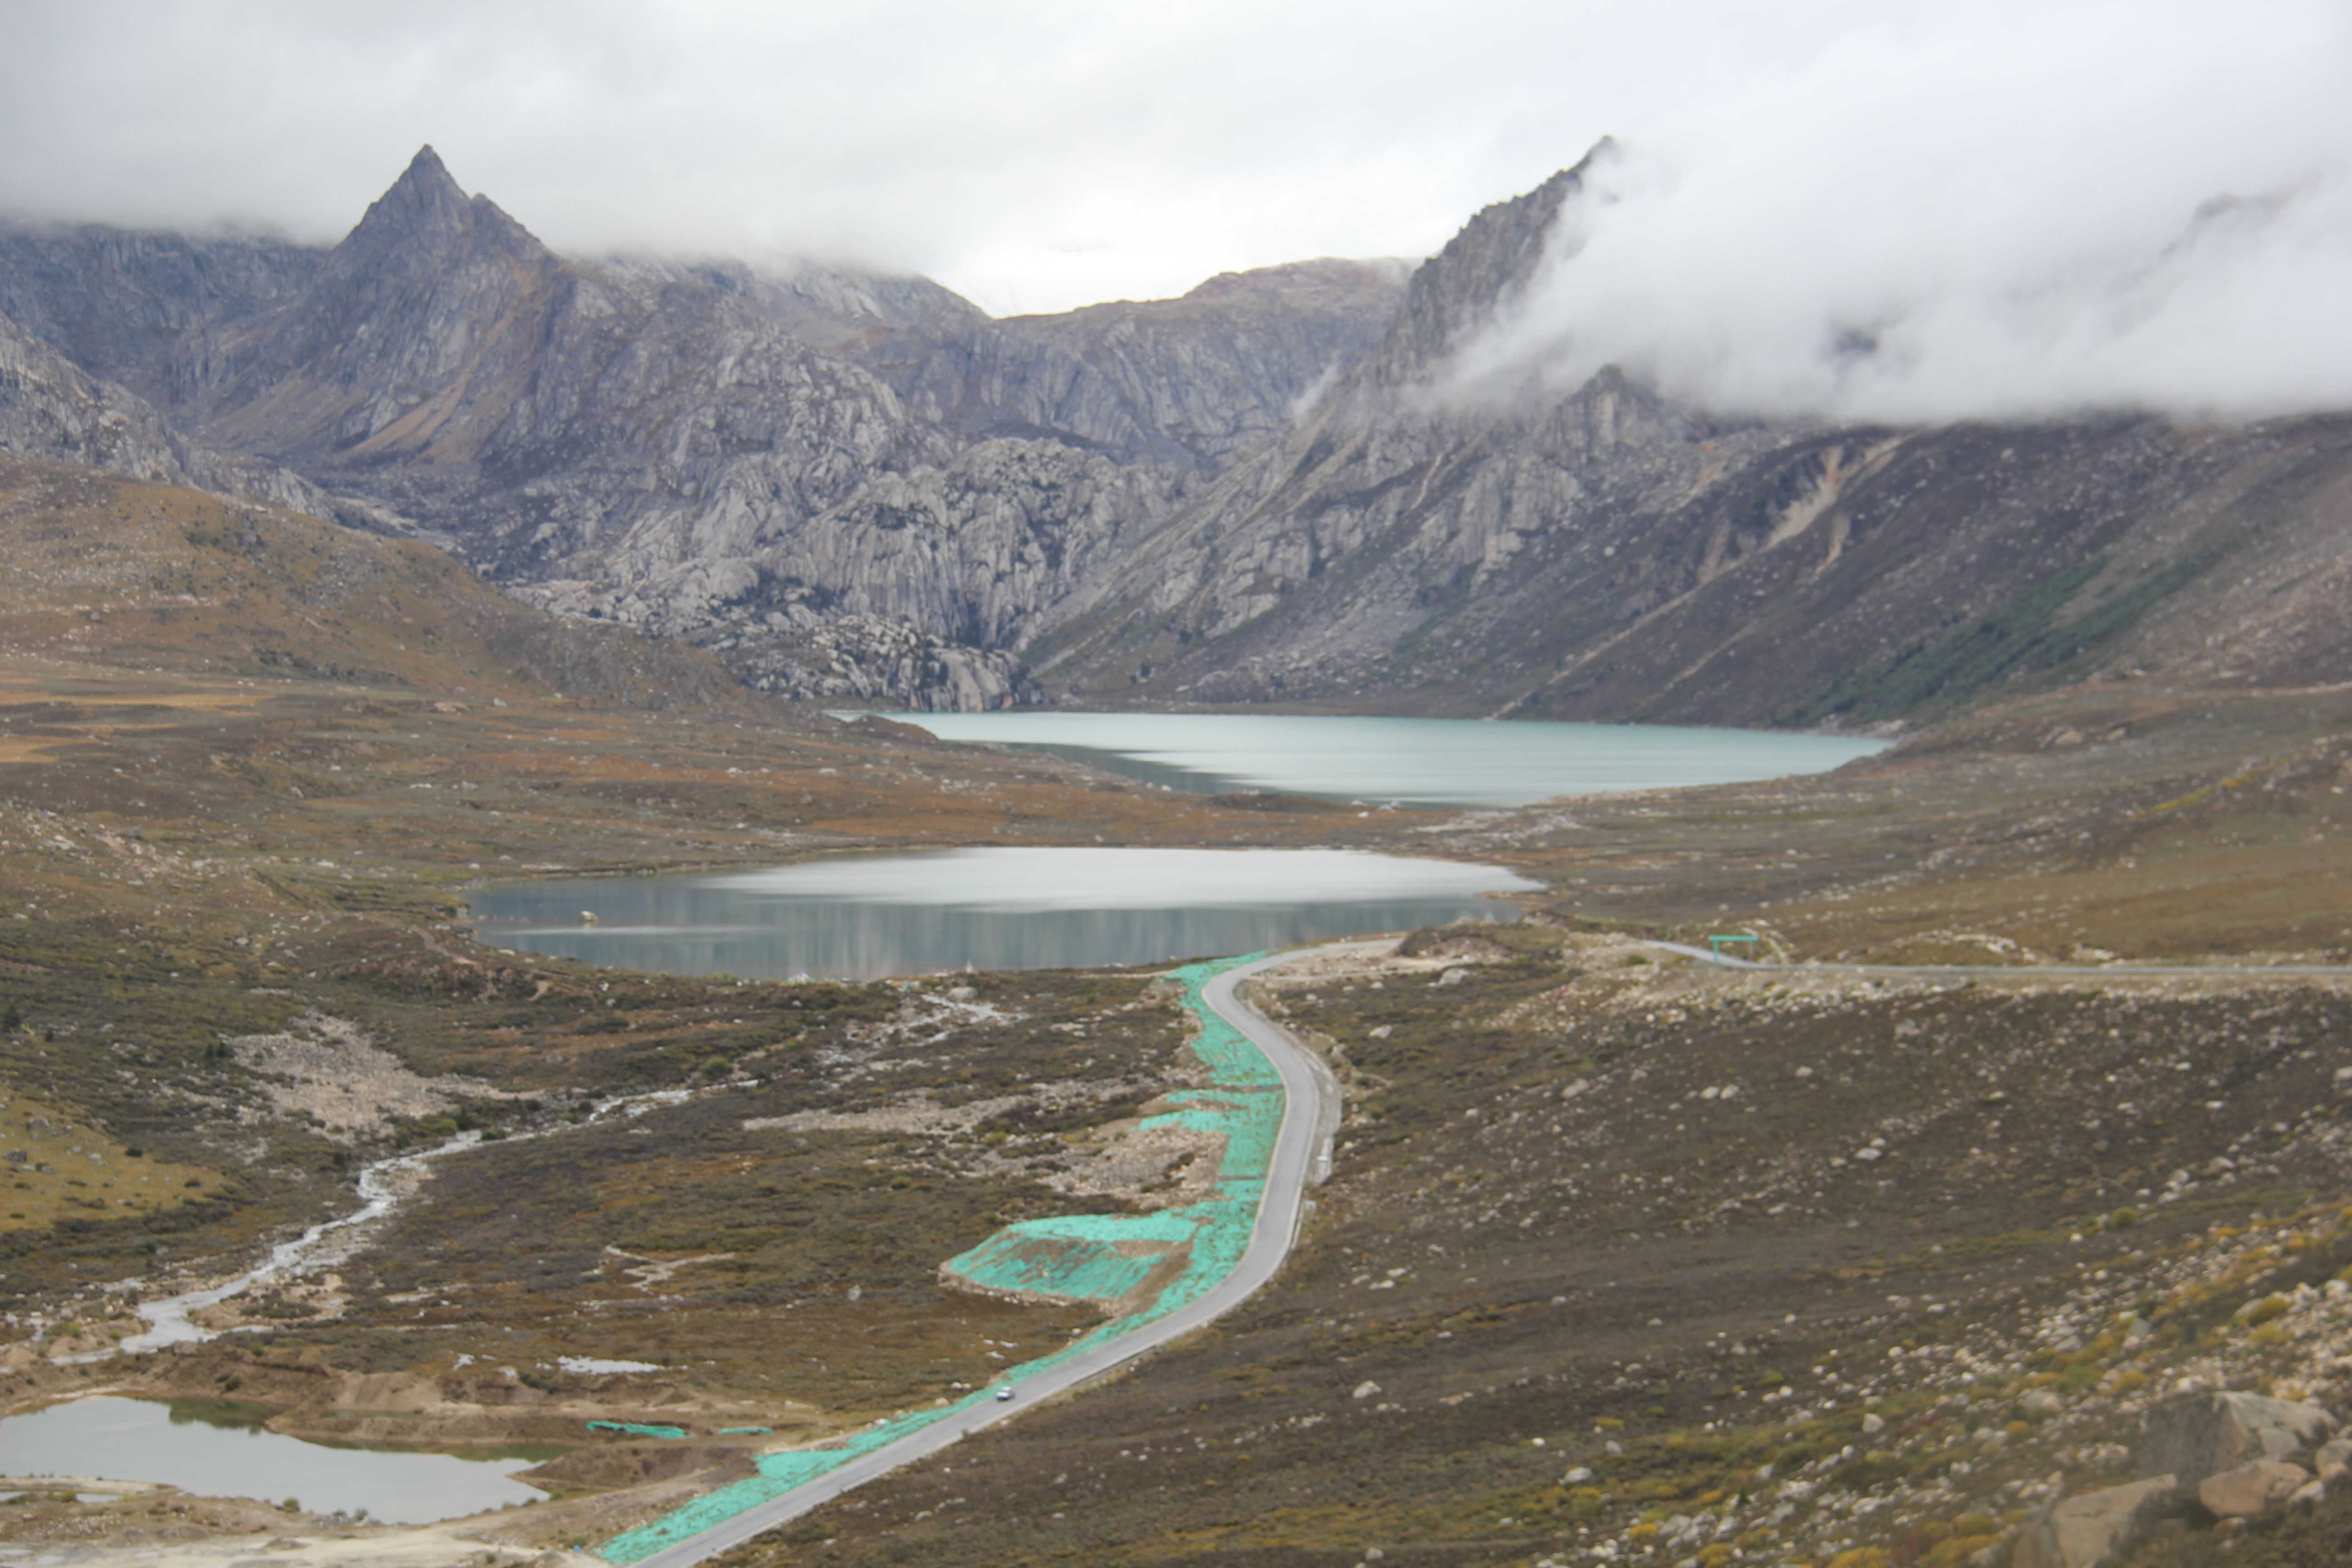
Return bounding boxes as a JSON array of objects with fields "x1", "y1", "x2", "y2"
[{"x1": 2014, "y1": 1389, "x2": 2346, "y2": 1567}]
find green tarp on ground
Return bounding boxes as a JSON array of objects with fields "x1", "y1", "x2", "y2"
[{"x1": 600, "y1": 954, "x2": 1285, "y2": 1564}]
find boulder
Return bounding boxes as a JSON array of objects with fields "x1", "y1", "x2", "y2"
[
  {"x1": 2315, "y1": 1435, "x2": 2352, "y2": 1484},
  {"x1": 2196, "y1": 1460, "x2": 2310, "y2": 1518},
  {"x1": 2137, "y1": 1392, "x2": 2337, "y2": 1485},
  {"x1": 2011, "y1": 1475, "x2": 2175, "y2": 1568}
]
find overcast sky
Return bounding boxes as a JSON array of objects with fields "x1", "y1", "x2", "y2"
[{"x1": 3, "y1": 0, "x2": 2348, "y2": 419}]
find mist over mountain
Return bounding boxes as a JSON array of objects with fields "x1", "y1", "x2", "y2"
[
  {"x1": 1447, "y1": 140, "x2": 2352, "y2": 426},
  {"x1": 1, "y1": 141, "x2": 2348, "y2": 723},
  {"x1": 1035, "y1": 147, "x2": 2352, "y2": 724}
]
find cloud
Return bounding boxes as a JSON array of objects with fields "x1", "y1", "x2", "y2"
[
  {"x1": 1446, "y1": 0, "x2": 2352, "y2": 421},
  {"x1": 0, "y1": 0, "x2": 1985, "y2": 316},
  {"x1": 3, "y1": 0, "x2": 2347, "y2": 434},
  {"x1": 0, "y1": 0, "x2": 1634, "y2": 313}
]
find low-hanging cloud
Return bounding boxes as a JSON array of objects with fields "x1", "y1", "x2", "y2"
[{"x1": 1448, "y1": 1, "x2": 2352, "y2": 423}]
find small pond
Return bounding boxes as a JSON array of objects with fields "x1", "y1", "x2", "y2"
[
  {"x1": 0, "y1": 1396, "x2": 546, "y2": 1523},
  {"x1": 470, "y1": 846, "x2": 1540, "y2": 980},
  {"x1": 864, "y1": 711, "x2": 1884, "y2": 807}
]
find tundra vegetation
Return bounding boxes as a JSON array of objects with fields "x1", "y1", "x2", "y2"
[{"x1": 1, "y1": 457, "x2": 2352, "y2": 1566}]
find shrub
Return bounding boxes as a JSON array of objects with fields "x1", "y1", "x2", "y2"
[{"x1": 2240, "y1": 1294, "x2": 2291, "y2": 1327}]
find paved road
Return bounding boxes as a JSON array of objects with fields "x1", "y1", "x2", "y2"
[{"x1": 622, "y1": 943, "x2": 1358, "y2": 1568}]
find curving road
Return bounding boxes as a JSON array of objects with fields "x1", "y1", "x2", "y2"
[{"x1": 621, "y1": 943, "x2": 1358, "y2": 1568}]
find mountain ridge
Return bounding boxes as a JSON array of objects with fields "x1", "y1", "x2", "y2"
[
  {"x1": 1027, "y1": 144, "x2": 2352, "y2": 726},
  {"x1": 5, "y1": 144, "x2": 2350, "y2": 723},
  {"x1": 0, "y1": 147, "x2": 1408, "y2": 708}
]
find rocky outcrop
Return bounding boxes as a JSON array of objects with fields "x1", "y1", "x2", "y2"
[
  {"x1": 2138, "y1": 1390, "x2": 2339, "y2": 1485},
  {"x1": 853, "y1": 258, "x2": 1411, "y2": 472},
  {"x1": 2195, "y1": 1460, "x2": 2311, "y2": 1517},
  {"x1": 0, "y1": 218, "x2": 318, "y2": 402},
  {"x1": 2011, "y1": 1475, "x2": 2175, "y2": 1568},
  {"x1": 510, "y1": 599, "x2": 1045, "y2": 710},
  {"x1": 0, "y1": 311, "x2": 333, "y2": 517},
  {"x1": 2009, "y1": 1392, "x2": 2342, "y2": 1567}
]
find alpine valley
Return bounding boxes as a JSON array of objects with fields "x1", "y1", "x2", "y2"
[{"x1": 0, "y1": 144, "x2": 2350, "y2": 1568}]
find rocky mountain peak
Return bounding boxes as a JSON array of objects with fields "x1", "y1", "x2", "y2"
[
  {"x1": 185, "y1": 147, "x2": 568, "y2": 461},
  {"x1": 328, "y1": 144, "x2": 547, "y2": 278},
  {"x1": 343, "y1": 145, "x2": 473, "y2": 253},
  {"x1": 1360, "y1": 137, "x2": 1611, "y2": 390}
]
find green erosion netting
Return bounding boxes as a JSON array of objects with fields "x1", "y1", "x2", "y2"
[
  {"x1": 599, "y1": 954, "x2": 1284, "y2": 1563},
  {"x1": 588, "y1": 1420, "x2": 691, "y2": 1441}
]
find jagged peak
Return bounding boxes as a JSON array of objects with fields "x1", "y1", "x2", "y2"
[
  {"x1": 1362, "y1": 138, "x2": 1616, "y2": 388},
  {"x1": 338, "y1": 145, "x2": 473, "y2": 253},
  {"x1": 327, "y1": 145, "x2": 551, "y2": 272},
  {"x1": 403, "y1": 144, "x2": 454, "y2": 185}
]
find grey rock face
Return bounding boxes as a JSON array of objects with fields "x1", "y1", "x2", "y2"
[
  {"x1": 2010, "y1": 1475, "x2": 2175, "y2": 1568},
  {"x1": 2138, "y1": 1391, "x2": 2338, "y2": 1487},
  {"x1": 0, "y1": 311, "x2": 331, "y2": 517},
  {"x1": 21, "y1": 142, "x2": 2346, "y2": 724},
  {"x1": 2195, "y1": 1460, "x2": 2310, "y2": 1518},
  {"x1": 595, "y1": 254, "x2": 990, "y2": 353},
  {"x1": 0, "y1": 219, "x2": 318, "y2": 402},
  {"x1": 0, "y1": 148, "x2": 1399, "y2": 710},
  {"x1": 702, "y1": 613, "x2": 1043, "y2": 711},
  {"x1": 1034, "y1": 147, "x2": 2352, "y2": 724},
  {"x1": 854, "y1": 258, "x2": 1411, "y2": 473}
]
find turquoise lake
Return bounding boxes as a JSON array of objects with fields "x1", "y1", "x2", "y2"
[
  {"x1": 867, "y1": 710, "x2": 1884, "y2": 807},
  {"x1": 473, "y1": 715, "x2": 1879, "y2": 980}
]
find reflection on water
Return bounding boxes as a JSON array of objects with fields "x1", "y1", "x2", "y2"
[
  {"x1": 164, "y1": 1398, "x2": 274, "y2": 1431},
  {"x1": 0, "y1": 1396, "x2": 544, "y2": 1523},
  {"x1": 862, "y1": 711, "x2": 1884, "y2": 807},
  {"x1": 472, "y1": 846, "x2": 1539, "y2": 980}
]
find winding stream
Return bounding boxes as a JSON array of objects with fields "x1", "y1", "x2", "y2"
[{"x1": 113, "y1": 1086, "x2": 695, "y2": 1356}]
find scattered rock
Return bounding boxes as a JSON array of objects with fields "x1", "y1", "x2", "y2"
[
  {"x1": 2137, "y1": 1391, "x2": 2338, "y2": 1486},
  {"x1": 2315, "y1": 1435, "x2": 2352, "y2": 1484},
  {"x1": 2011, "y1": 1475, "x2": 2174, "y2": 1568},
  {"x1": 1862, "y1": 1412, "x2": 1886, "y2": 1435},
  {"x1": 1352, "y1": 1380, "x2": 1381, "y2": 1400},
  {"x1": 2196, "y1": 1460, "x2": 2310, "y2": 1519},
  {"x1": 2021, "y1": 1390, "x2": 2063, "y2": 1417}
]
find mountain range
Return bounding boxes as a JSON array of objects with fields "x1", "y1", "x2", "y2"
[{"x1": 3, "y1": 144, "x2": 2347, "y2": 721}]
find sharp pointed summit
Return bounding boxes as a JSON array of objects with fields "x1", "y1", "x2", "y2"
[
  {"x1": 342, "y1": 144, "x2": 474, "y2": 253},
  {"x1": 327, "y1": 144, "x2": 546, "y2": 274},
  {"x1": 184, "y1": 146, "x2": 568, "y2": 462}
]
